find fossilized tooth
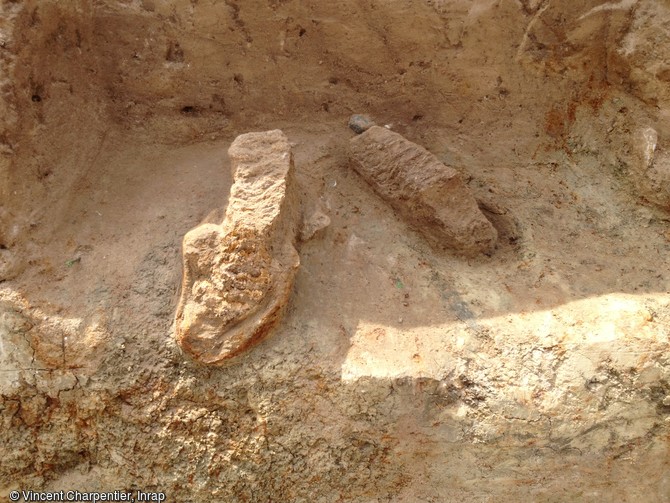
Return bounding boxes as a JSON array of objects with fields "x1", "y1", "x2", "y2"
[
  {"x1": 348, "y1": 126, "x2": 497, "y2": 256},
  {"x1": 175, "y1": 130, "x2": 300, "y2": 365}
]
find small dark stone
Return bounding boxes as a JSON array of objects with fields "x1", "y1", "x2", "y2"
[{"x1": 348, "y1": 114, "x2": 376, "y2": 134}]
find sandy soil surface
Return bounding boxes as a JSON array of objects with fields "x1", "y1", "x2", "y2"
[{"x1": 1, "y1": 0, "x2": 670, "y2": 501}]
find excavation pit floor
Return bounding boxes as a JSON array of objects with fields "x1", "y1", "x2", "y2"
[
  {"x1": 2, "y1": 0, "x2": 670, "y2": 499},
  {"x1": 3, "y1": 119, "x2": 669, "y2": 500}
]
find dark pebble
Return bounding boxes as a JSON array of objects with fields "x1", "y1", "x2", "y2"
[{"x1": 348, "y1": 114, "x2": 376, "y2": 134}]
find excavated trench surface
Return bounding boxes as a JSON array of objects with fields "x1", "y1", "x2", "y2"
[{"x1": 1, "y1": 0, "x2": 670, "y2": 501}]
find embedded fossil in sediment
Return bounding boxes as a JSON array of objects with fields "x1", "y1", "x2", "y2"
[
  {"x1": 348, "y1": 125, "x2": 498, "y2": 256},
  {"x1": 175, "y1": 130, "x2": 300, "y2": 365}
]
